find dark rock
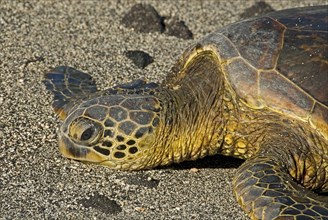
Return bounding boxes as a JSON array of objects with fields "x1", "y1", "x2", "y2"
[
  {"x1": 122, "y1": 4, "x2": 164, "y2": 33},
  {"x1": 125, "y1": 174, "x2": 160, "y2": 189},
  {"x1": 165, "y1": 19, "x2": 193, "y2": 39},
  {"x1": 240, "y1": 1, "x2": 274, "y2": 19},
  {"x1": 125, "y1": 50, "x2": 154, "y2": 69},
  {"x1": 79, "y1": 193, "x2": 122, "y2": 215}
]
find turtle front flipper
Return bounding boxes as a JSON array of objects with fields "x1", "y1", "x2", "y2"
[
  {"x1": 44, "y1": 66, "x2": 98, "y2": 120},
  {"x1": 233, "y1": 154, "x2": 328, "y2": 219}
]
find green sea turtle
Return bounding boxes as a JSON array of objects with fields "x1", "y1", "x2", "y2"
[{"x1": 44, "y1": 6, "x2": 328, "y2": 219}]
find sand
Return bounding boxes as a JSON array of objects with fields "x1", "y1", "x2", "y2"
[{"x1": 1, "y1": 1, "x2": 326, "y2": 219}]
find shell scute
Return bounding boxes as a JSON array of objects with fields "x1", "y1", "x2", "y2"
[
  {"x1": 259, "y1": 70, "x2": 314, "y2": 120},
  {"x1": 223, "y1": 58, "x2": 261, "y2": 108},
  {"x1": 219, "y1": 16, "x2": 286, "y2": 70}
]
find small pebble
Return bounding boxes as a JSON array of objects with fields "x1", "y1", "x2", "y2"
[
  {"x1": 190, "y1": 168, "x2": 199, "y2": 173},
  {"x1": 125, "y1": 50, "x2": 154, "y2": 69},
  {"x1": 165, "y1": 19, "x2": 193, "y2": 39},
  {"x1": 240, "y1": 1, "x2": 274, "y2": 19},
  {"x1": 122, "y1": 4, "x2": 164, "y2": 33}
]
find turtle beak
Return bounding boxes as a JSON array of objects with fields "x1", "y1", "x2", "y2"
[
  {"x1": 58, "y1": 134, "x2": 89, "y2": 159},
  {"x1": 58, "y1": 134, "x2": 106, "y2": 163}
]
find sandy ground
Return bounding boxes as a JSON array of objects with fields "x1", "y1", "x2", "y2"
[{"x1": 1, "y1": 1, "x2": 326, "y2": 219}]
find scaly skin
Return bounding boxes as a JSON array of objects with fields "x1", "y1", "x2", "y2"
[
  {"x1": 45, "y1": 50, "x2": 328, "y2": 219},
  {"x1": 226, "y1": 103, "x2": 328, "y2": 219},
  {"x1": 166, "y1": 51, "x2": 328, "y2": 219},
  {"x1": 45, "y1": 5, "x2": 328, "y2": 217},
  {"x1": 48, "y1": 52, "x2": 226, "y2": 170}
]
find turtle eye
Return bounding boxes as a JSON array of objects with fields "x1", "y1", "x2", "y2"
[
  {"x1": 69, "y1": 117, "x2": 102, "y2": 145},
  {"x1": 81, "y1": 127, "x2": 94, "y2": 141}
]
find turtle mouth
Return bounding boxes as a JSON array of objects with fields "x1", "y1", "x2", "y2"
[
  {"x1": 58, "y1": 134, "x2": 125, "y2": 169},
  {"x1": 58, "y1": 133, "x2": 107, "y2": 163}
]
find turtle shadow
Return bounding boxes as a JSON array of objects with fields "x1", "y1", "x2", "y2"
[{"x1": 161, "y1": 154, "x2": 244, "y2": 170}]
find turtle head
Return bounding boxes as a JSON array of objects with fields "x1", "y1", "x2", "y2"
[{"x1": 58, "y1": 86, "x2": 163, "y2": 170}]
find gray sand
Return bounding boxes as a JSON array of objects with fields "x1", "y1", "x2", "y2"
[{"x1": 1, "y1": 1, "x2": 326, "y2": 219}]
